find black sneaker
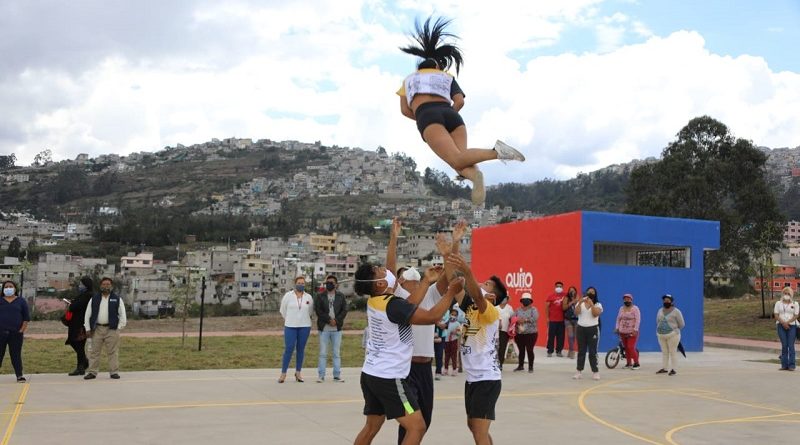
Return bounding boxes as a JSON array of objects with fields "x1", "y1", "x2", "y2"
[
  {"x1": 68, "y1": 368, "x2": 85, "y2": 376},
  {"x1": 528, "y1": 368, "x2": 534, "y2": 373},
  {"x1": 84, "y1": 373, "x2": 97, "y2": 380},
  {"x1": 110, "y1": 374, "x2": 121, "y2": 379},
  {"x1": 16, "y1": 376, "x2": 26, "y2": 383},
  {"x1": 513, "y1": 367, "x2": 525, "y2": 372},
  {"x1": 656, "y1": 369, "x2": 668, "y2": 374},
  {"x1": 632, "y1": 364, "x2": 641, "y2": 370},
  {"x1": 668, "y1": 369, "x2": 676, "y2": 376}
]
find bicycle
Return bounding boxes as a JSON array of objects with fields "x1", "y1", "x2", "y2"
[{"x1": 605, "y1": 334, "x2": 639, "y2": 369}]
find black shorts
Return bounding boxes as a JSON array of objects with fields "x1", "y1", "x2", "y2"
[
  {"x1": 361, "y1": 372, "x2": 420, "y2": 420},
  {"x1": 414, "y1": 102, "x2": 465, "y2": 139},
  {"x1": 464, "y1": 380, "x2": 501, "y2": 420}
]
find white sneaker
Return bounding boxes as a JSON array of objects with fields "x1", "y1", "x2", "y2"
[
  {"x1": 572, "y1": 372, "x2": 582, "y2": 380},
  {"x1": 494, "y1": 140, "x2": 526, "y2": 162},
  {"x1": 592, "y1": 372, "x2": 600, "y2": 381},
  {"x1": 470, "y1": 170, "x2": 485, "y2": 206}
]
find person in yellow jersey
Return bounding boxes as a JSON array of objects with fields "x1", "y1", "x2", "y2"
[
  {"x1": 445, "y1": 254, "x2": 505, "y2": 445},
  {"x1": 396, "y1": 16, "x2": 525, "y2": 206},
  {"x1": 353, "y1": 258, "x2": 464, "y2": 445}
]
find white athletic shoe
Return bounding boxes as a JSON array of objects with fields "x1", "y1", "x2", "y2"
[
  {"x1": 592, "y1": 372, "x2": 601, "y2": 381},
  {"x1": 471, "y1": 170, "x2": 485, "y2": 206},
  {"x1": 573, "y1": 371, "x2": 582, "y2": 380},
  {"x1": 494, "y1": 140, "x2": 526, "y2": 162}
]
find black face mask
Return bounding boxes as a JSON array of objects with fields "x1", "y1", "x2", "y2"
[
  {"x1": 522, "y1": 300, "x2": 532, "y2": 307},
  {"x1": 325, "y1": 282, "x2": 336, "y2": 291},
  {"x1": 623, "y1": 301, "x2": 632, "y2": 307},
  {"x1": 663, "y1": 302, "x2": 672, "y2": 309}
]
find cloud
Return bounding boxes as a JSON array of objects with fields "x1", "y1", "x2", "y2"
[{"x1": 1, "y1": 0, "x2": 799, "y2": 190}]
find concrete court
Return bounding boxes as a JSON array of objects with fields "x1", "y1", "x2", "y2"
[{"x1": 0, "y1": 347, "x2": 797, "y2": 445}]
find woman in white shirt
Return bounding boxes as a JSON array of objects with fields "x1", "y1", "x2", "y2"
[
  {"x1": 774, "y1": 287, "x2": 798, "y2": 371},
  {"x1": 279, "y1": 276, "x2": 314, "y2": 383},
  {"x1": 497, "y1": 296, "x2": 515, "y2": 370},
  {"x1": 573, "y1": 287, "x2": 603, "y2": 381}
]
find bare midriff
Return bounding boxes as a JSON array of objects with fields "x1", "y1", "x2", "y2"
[{"x1": 410, "y1": 93, "x2": 450, "y2": 114}]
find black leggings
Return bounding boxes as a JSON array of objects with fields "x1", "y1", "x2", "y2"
[
  {"x1": 515, "y1": 333, "x2": 538, "y2": 370},
  {"x1": 576, "y1": 325, "x2": 599, "y2": 373},
  {"x1": 0, "y1": 331, "x2": 24, "y2": 377},
  {"x1": 70, "y1": 339, "x2": 89, "y2": 369},
  {"x1": 498, "y1": 331, "x2": 510, "y2": 366}
]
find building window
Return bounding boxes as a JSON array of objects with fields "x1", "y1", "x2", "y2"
[
  {"x1": 253, "y1": 282, "x2": 260, "y2": 288},
  {"x1": 593, "y1": 242, "x2": 690, "y2": 268},
  {"x1": 241, "y1": 273, "x2": 249, "y2": 278},
  {"x1": 240, "y1": 282, "x2": 248, "y2": 287}
]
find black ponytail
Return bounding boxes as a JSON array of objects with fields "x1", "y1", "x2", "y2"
[{"x1": 399, "y1": 16, "x2": 464, "y2": 74}]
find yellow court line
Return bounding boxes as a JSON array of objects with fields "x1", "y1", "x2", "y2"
[
  {"x1": 9, "y1": 387, "x2": 721, "y2": 417},
  {"x1": 577, "y1": 376, "x2": 666, "y2": 445},
  {"x1": 21, "y1": 397, "x2": 368, "y2": 415},
  {"x1": 664, "y1": 413, "x2": 800, "y2": 445},
  {"x1": 1, "y1": 383, "x2": 29, "y2": 445},
  {"x1": 1, "y1": 375, "x2": 274, "y2": 387},
  {"x1": 678, "y1": 391, "x2": 795, "y2": 415}
]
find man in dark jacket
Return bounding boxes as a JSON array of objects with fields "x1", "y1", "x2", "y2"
[
  {"x1": 65, "y1": 276, "x2": 93, "y2": 375},
  {"x1": 314, "y1": 275, "x2": 348, "y2": 382},
  {"x1": 83, "y1": 277, "x2": 127, "y2": 380}
]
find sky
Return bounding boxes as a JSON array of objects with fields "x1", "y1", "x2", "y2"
[{"x1": 1, "y1": 0, "x2": 799, "y2": 184}]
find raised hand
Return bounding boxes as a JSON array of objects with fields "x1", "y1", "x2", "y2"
[
  {"x1": 452, "y1": 220, "x2": 468, "y2": 243},
  {"x1": 447, "y1": 276, "x2": 465, "y2": 294},
  {"x1": 391, "y1": 218, "x2": 402, "y2": 237},
  {"x1": 435, "y1": 232, "x2": 451, "y2": 256},
  {"x1": 446, "y1": 253, "x2": 472, "y2": 277}
]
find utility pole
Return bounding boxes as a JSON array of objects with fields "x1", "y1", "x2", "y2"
[{"x1": 198, "y1": 276, "x2": 206, "y2": 351}]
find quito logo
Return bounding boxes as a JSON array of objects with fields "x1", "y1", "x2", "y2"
[{"x1": 505, "y1": 268, "x2": 533, "y2": 289}]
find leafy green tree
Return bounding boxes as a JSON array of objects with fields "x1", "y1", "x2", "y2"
[
  {"x1": 33, "y1": 149, "x2": 52, "y2": 166},
  {"x1": 0, "y1": 154, "x2": 15, "y2": 171},
  {"x1": 6, "y1": 237, "x2": 21, "y2": 259},
  {"x1": 51, "y1": 165, "x2": 89, "y2": 204},
  {"x1": 625, "y1": 116, "x2": 785, "y2": 283}
]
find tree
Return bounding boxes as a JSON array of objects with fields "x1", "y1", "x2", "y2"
[
  {"x1": 25, "y1": 239, "x2": 39, "y2": 262},
  {"x1": 51, "y1": 165, "x2": 89, "y2": 204},
  {"x1": 625, "y1": 116, "x2": 785, "y2": 284},
  {"x1": 0, "y1": 154, "x2": 15, "y2": 171},
  {"x1": 6, "y1": 237, "x2": 21, "y2": 259},
  {"x1": 33, "y1": 149, "x2": 52, "y2": 167}
]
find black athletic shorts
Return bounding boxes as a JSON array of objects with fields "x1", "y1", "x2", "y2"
[
  {"x1": 361, "y1": 372, "x2": 420, "y2": 420},
  {"x1": 414, "y1": 102, "x2": 465, "y2": 139},
  {"x1": 464, "y1": 380, "x2": 501, "y2": 420}
]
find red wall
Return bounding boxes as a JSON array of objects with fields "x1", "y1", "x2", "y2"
[{"x1": 472, "y1": 212, "x2": 582, "y2": 345}]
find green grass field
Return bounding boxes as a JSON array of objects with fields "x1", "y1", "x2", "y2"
[
  {"x1": 2, "y1": 334, "x2": 366, "y2": 376},
  {"x1": 3, "y1": 297, "x2": 790, "y2": 377},
  {"x1": 704, "y1": 297, "x2": 784, "y2": 341}
]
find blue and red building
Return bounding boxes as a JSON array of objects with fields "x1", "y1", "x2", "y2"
[{"x1": 471, "y1": 211, "x2": 720, "y2": 352}]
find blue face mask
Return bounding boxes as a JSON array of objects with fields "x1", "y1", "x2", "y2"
[
  {"x1": 78, "y1": 284, "x2": 87, "y2": 292},
  {"x1": 3, "y1": 288, "x2": 15, "y2": 297},
  {"x1": 295, "y1": 284, "x2": 305, "y2": 292}
]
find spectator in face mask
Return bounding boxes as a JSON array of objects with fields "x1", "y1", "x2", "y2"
[
  {"x1": 546, "y1": 281, "x2": 566, "y2": 357},
  {"x1": 614, "y1": 293, "x2": 641, "y2": 370},
  {"x1": 562, "y1": 286, "x2": 579, "y2": 359},
  {"x1": 314, "y1": 275, "x2": 348, "y2": 382},
  {"x1": 279, "y1": 276, "x2": 314, "y2": 383},
  {"x1": 65, "y1": 277, "x2": 93, "y2": 375},
  {"x1": 513, "y1": 293, "x2": 539, "y2": 373},
  {"x1": 656, "y1": 294, "x2": 684, "y2": 376},
  {"x1": 0, "y1": 280, "x2": 30, "y2": 383},
  {"x1": 774, "y1": 287, "x2": 798, "y2": 371},
  {"x1": 574, "y1": 287, "x2": 602, "y2": 381}
]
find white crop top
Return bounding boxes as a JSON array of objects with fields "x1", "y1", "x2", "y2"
[{"x1": 396, "y1": 69, "x2": 464, "y2": 106}]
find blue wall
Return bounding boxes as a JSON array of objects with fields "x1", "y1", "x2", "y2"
[{"x1": 580, "y1": 212, "x2": 720, "y2": 352}]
